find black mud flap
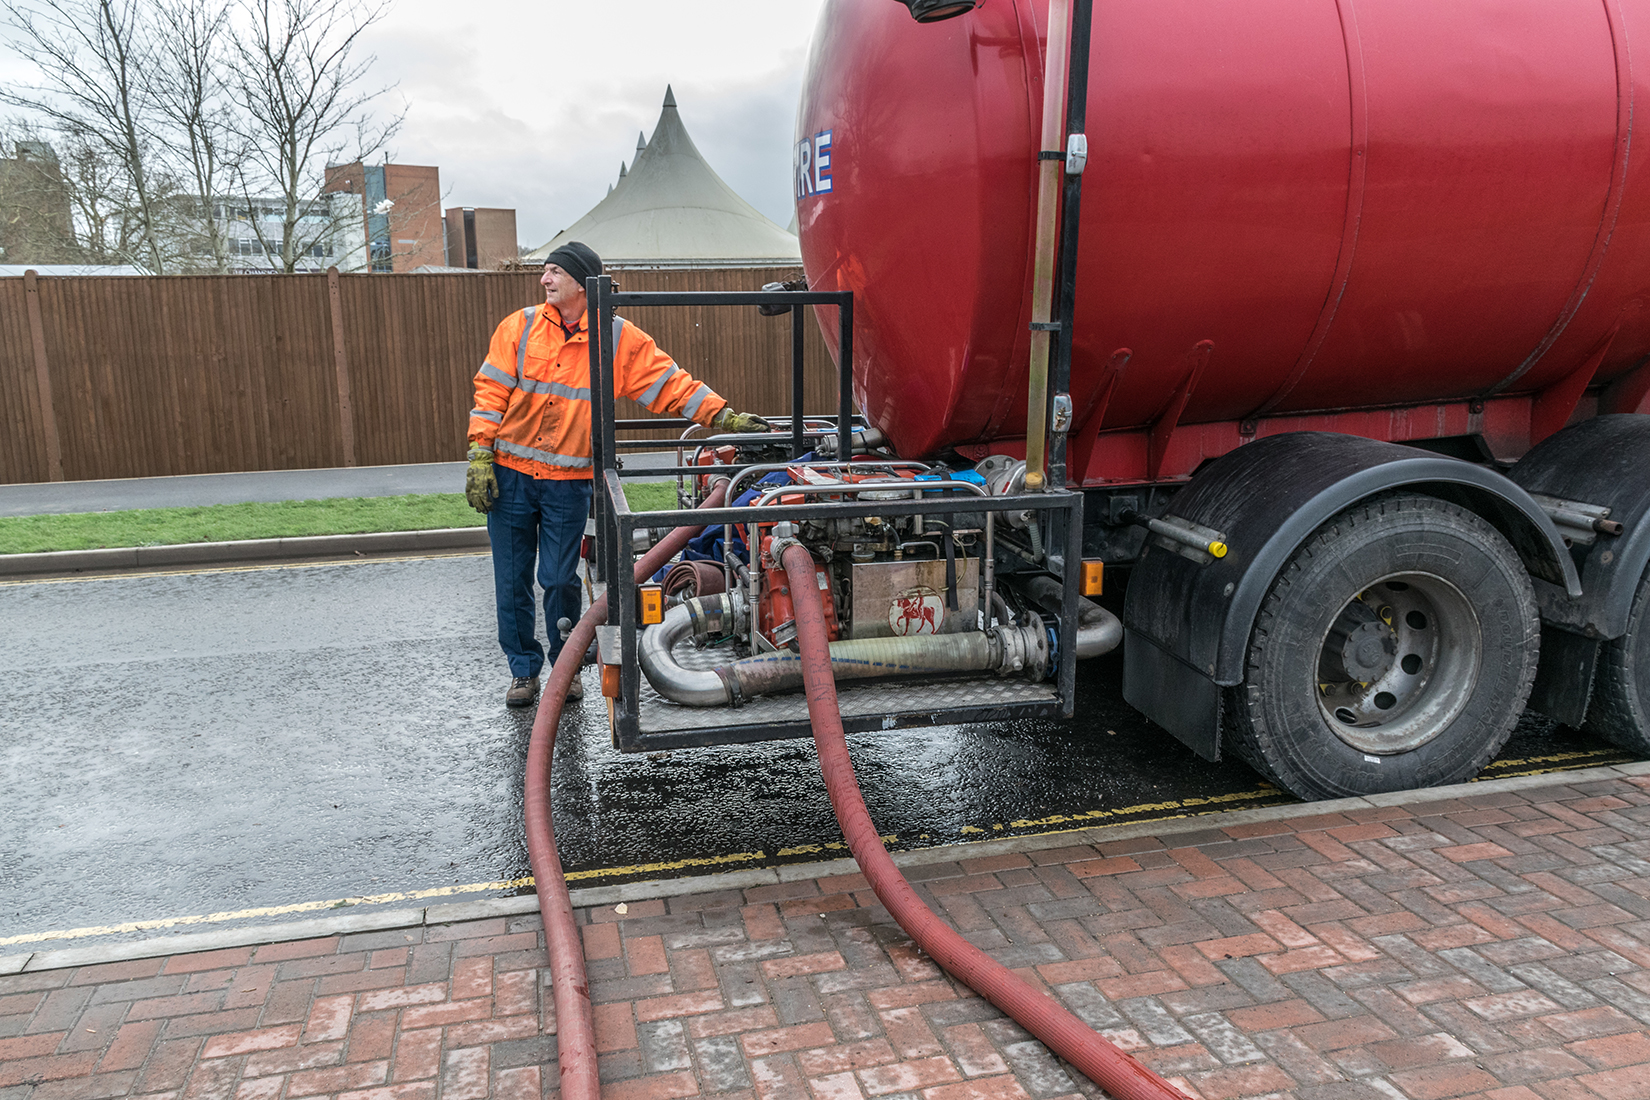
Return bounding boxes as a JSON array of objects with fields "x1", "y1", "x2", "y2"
[
  {"x1": 1122, "y1": 628, "x2": 1223, "y2": 761},
  {"x1": 1526, "y1": 624, "x2": 1602, "y2": 728}
]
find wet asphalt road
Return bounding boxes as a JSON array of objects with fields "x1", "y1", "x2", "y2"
[{"x1": 0, "y1": 553, "x2": 1633, "y2": 952}]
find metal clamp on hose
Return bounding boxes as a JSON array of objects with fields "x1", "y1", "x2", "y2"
[
  {"x1": 768, "y1": 535, "x2": 807, "y2": 564},
  {"x1": 685, "y1": 593, "x2": 743, "y2": 642},
  {"x1": 714, "y1": 665, "x2": 745, "y2": 707}
]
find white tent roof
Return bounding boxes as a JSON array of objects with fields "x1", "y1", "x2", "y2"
[{"x1": 528, "y1": 87, "x2": 800, "y2": 268}]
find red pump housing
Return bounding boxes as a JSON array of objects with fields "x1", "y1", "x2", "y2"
[{"x1": 795, "y1": 0, "x2": 1650, "y2": 482}]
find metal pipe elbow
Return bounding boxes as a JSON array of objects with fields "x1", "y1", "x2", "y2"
[
  {"x1": 1015, "y1": 574, "x2": 1123, "y2": 659},
  {"x1": 1074, "y1": 605, "x2": 1122, "y2": 659},
  {"x1": 638, "y1": 602, "x2": 733, "y2": 706}
]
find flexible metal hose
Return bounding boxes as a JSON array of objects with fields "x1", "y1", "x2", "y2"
[
  {"x1": 779, "y1": 543, "x2": 1186, "y2": 1100},
  {"x1": 639, "y1": 593, "x2": 1048, "y2": 705},
  {"x1": 523, "y1": 480, "x2": 728, "y2": 1100}
]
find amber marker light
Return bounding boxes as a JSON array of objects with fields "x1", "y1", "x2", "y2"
[
  {"x1": 639, "y1": 583, "x2": 664, "y2": 625},
  {"x1": 1080, "y1": 560, "x2": 1104, "y2": 596}
]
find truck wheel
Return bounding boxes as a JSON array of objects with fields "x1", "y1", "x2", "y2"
[
  {"x1": 1584, "y1": 566, "x2": 1650, "y2": 754},
  {"x1": 1226, "y1": 493, "x2": 1539, "y2": 800}
]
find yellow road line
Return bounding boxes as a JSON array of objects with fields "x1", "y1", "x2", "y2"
[
  {"x1": 565, "y1": 848, "x2": 772, "y2": 882},
  {"x1": 6, "y1": 754, "x2": 1630, "y2": 949},
  {"x1": 0, "y1": 551, "x2": 488, "y2": 587},
  {"x1": 2, "y1": 793, "x2": 1288, "y2": 947},
  {"x1": 1482, "y1": 748, "x2": 1629, "y2": 770},
  {"x1": 1000, "y1": 787, "x2": 1285, "y2": 831}
]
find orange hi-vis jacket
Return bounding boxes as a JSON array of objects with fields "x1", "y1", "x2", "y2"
[{"x1": 468, "y1": 305, "x2": 728, "y2": 481}]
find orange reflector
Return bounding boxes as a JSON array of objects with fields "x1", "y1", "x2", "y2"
[
  {"x1": 1080, "y1": 559, "x2": 1104, "y2": 596},
  {"x1": 639, "y1": 583, "x2": 664, "y2": 625},
  {"x1": 601, "y1": 663, "x2": 621, "y2": 698}
]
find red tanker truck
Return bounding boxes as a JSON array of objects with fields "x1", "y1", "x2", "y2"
[{"x1": 588, "y1": 0, "x2": 1650, "y2": 802}]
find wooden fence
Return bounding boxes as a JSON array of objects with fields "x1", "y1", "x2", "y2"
[{"x1": 0, "y1": 266, "x2": 842, "y2": 485}]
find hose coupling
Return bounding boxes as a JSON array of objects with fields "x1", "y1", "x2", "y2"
[
  {"x1": 768, "y1": 535, "x2": 807, "y2": 564},
  {"x1": 993, "y1": 621, "x2": 1051, "y2": 681},
  {"x1": 714, "y1": 666, "x2": 745, "y2": 707},
  {"x1": 685, "y1": 592, "x2": 744, "y2": 642}
]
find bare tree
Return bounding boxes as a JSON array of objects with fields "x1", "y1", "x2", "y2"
[
  {"x1": 54, "y1": 122, "x2": 148, "y2": 263},
  {"x1": 2, "y1": 0, "x2": 404, "y2": 274},
  {"x1": 0, "y1": 0, "x2": 171, "y2": 272},
  {"x1": 233, "y1": 0, "x2": 402, "y2": 273},
  {"x1": 148, "y1": 0, "x2": 241, "y2": 272}
]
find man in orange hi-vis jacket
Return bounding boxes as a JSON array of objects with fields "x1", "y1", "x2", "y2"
[{"x1": 465, "y1": 242, "x2": 768, "y2": 708}]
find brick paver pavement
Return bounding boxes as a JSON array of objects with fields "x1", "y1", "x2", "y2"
[{"x1": 7, "y1": 773, "x2": 1650, "y2": 1100}]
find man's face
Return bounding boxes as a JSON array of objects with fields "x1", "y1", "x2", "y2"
[{"x1": 541, "y1": 263, "x2": 586, "y2": 314}]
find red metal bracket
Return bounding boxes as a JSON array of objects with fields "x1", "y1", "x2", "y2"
[
  {"x1": 1074, "y1": 347, "x2": 1131, "y2": 436},
  {"x1": 1530, "y1": 328, "x2": 1616, "y2": 444},
  {"x1": 1602, "y1": 354, "x2": 1650, "y2": 415},
  {"x1": 1148, "y1": 341, "x2": 1213, "y2": 479}
]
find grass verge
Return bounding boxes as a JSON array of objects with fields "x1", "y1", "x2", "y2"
[{"x1": 0, "y1": 481, "x2": 682, "y2": 555}]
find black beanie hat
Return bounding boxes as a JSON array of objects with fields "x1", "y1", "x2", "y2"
[{"x1": 543, "y1": 241, "x2": 602, "y2": 288}]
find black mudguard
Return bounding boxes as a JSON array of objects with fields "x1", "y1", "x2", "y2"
[
  {"x1": 1510, "y1": 414, "x2": 1650, "y2": 725},
  {"x1": 1122, "y1": 432, "x2": 1579, "y2": 760}
]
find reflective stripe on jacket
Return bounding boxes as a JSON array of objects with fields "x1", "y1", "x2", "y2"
[{"x1": 467, "y1": 306, "x2": 728, "y2": 481}]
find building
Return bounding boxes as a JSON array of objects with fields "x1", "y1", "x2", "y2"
[
  {"x1": 207, "y1": 192, "x2": 360, "y2": 272},
  {"x1": 323, "y1": 161, "x2": 444, "y2": 272},
  {"x1": 0, "y1": 142, "x2": 449, "y2": 273},
  {"x1": 0, "y1": 141, "x2": 78, "y2": 266},
  {"x1": 527, "y1": 87, "x2": 800, "y2": 268},
  {"x1": 444, "y1": 207, "x2": 518, "y2": 269}
]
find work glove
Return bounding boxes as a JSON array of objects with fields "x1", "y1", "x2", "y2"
[
  {"x1": 711, "y1": 407, "x2": 771, "y2": 434},
  {"x1": 465, "y1": 444, "x2": 499, "y2": 513}
]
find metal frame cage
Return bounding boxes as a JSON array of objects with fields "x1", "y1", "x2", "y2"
[{"x1": 583, "y1": 278, "x2": 1084, "y2": 752}]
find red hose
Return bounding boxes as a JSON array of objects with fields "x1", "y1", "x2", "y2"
[
  {"x1": 780, "y1": 543, "x2": 1188, "y2": 1100},
  {"x1": 523, "y1": 481, "x2": 728, "y2": 1100}
]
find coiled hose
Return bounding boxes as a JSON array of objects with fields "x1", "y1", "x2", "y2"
[
  {"x1": 780, "y1": 542, "x2": 1186, "y2": 1100},
  {"x1": 523, "y1": 480, "x2": 728, "y2": 1100}
]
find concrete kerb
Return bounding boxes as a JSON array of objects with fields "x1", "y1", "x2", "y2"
[
  {"x1": 6, "y1": 907, "x2": 429, "y2": 975},
  {"x1": 0, "y1": 527, "x2": 489, "y2": 577},
  {"x1": 6, "y1": 759, "x2": 1646, "y2": 976}
]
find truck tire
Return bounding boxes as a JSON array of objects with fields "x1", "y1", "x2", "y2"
[
  {"x1": 1226, "y1": 493, "x2": 1539, "y2": 800},
  {"x1": 1584, "y1": 566, "x2": 1650, "y2": 754}
]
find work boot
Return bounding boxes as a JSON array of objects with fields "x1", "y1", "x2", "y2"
[
  {"x1": 505, "y1": 675, "x2": 539, "y2": 708},
  {"x1": 566, "y1": 673, "x2": 585, "y2": 701}
]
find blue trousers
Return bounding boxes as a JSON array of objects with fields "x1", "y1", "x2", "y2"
[{"x1": 487, "y1": 463, "x2": 593, "y2": 678}]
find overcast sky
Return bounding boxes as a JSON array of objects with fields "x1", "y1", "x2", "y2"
[
  {"x1": 0, "y1": 0, "x2": 825, "y2": 249},
  {"x1": 365, "y1": 0, "x2": 827, "y2": 249}
]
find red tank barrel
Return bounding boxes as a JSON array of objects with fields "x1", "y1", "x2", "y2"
[{"x1": 795, "y1": 0, "x2": 1650, "y2": 478}]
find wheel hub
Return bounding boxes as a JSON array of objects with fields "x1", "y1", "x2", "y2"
[
  {"x1": 1315, "y1": 575, "x2": 1481, "y2": 755},
  {"x1": 1321, "y1": 605, "x2": 1397, "y2": 682}
]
